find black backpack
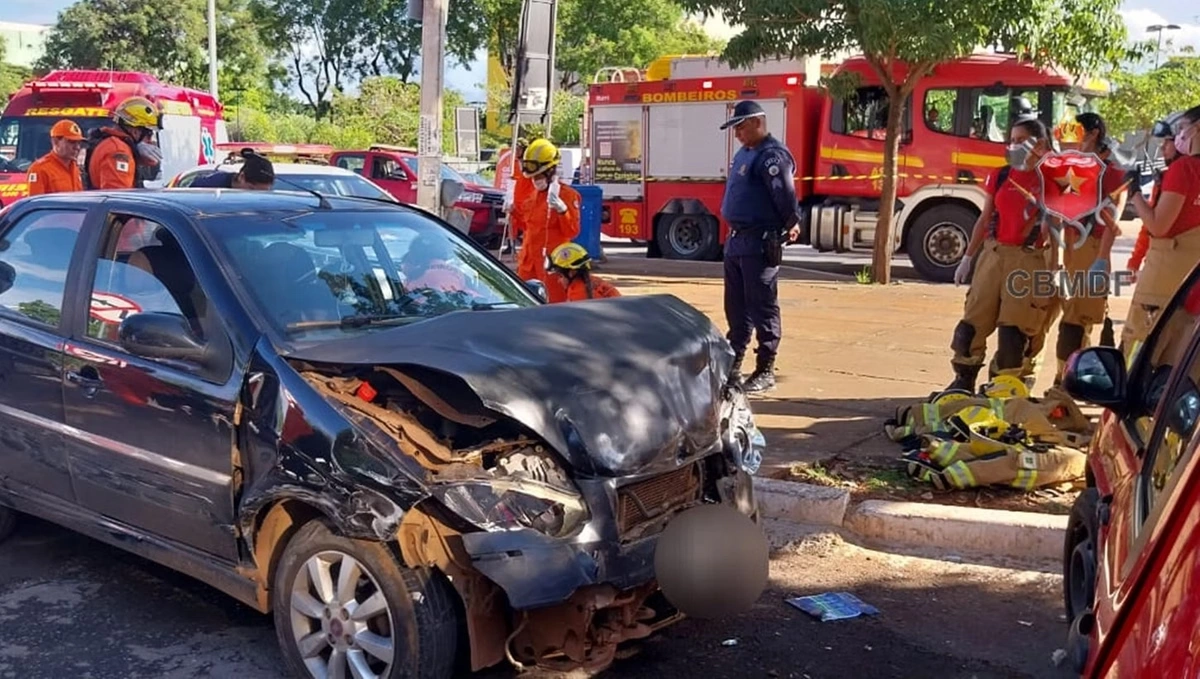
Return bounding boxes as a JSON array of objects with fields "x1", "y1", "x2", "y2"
[{"x1": 81, "y1": 129, "x2": 146, "y2": 190}]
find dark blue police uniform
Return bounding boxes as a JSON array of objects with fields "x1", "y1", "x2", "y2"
[
  {"x1": 185, "y1": 170, "x2": 237, "y2": 188},
  {"x1": 719, "y1": 101, "x2": 799, "y2": 391}
]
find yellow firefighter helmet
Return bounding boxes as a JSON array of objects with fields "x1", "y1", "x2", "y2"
[
  {"x1": 113, "y1": 96, "x2": 162, "y2": 130},
  {"x1": 981, "y1": 375, "x2": 1030, "y2": 400},
  {"x1": 521, "y1": 138, "x2": 561, "y2": 178}
]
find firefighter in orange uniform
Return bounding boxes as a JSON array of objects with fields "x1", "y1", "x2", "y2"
[
  {"x1": 85, "y1": 96, "x2": 164, "y2": 190},
  {"x1": 26, "y1": 120, "x2": 85, "y2": 196},
  {"x1": 501, "y1": 138, "x2": 534, "y2": 254},
  {"x1": 518, "y1": 138, "x2": 581, "y2": 302},
  {"x1": 547, "y1": 242, "x2": 621, "y2": 302}
]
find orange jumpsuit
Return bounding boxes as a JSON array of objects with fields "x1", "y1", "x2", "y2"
[
  {"x1": 563, "y1": 275, "x2": 621, "y2": 301},
  {"x1": 87, "y1": 128, "x2": 141, "y2": 190},
  {"x1": 518, "y1": 180, "x2": 581, "y2": 303},
  {"x1": 26, "y1": 152, "x2": 83, "y2": 195}
]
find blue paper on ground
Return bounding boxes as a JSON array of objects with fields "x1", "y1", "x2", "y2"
[{"x1": 786, "y1": 592, "x2": 880, "y2": 622}]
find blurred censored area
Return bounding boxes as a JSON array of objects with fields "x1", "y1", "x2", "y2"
[{"x1": 654, "y1": 504, "x2": 770, "y2": 619}]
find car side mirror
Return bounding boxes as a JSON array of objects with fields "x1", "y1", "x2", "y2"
[
  {"x1": 525, "y1": 279, "x2": 548, "y2": 302},
  {"x1": 441, "y1": 178, "x2": 465, "y2": 208},
  {"x1": 0, "y1": 261, "x2": 14, "y2": 296},
  {"x1": 1061, "y1": 347, "x2": 1127, "y2": 411},
  {"x1": 118, "y1": 312, "x2": 207, "y2": 362}
]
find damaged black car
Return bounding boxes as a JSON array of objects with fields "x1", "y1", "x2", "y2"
[{"x1": 0, "y1": 188, "x2": 769, "y2": 678}]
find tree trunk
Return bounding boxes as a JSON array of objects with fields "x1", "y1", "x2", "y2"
[{"x1": 871, "y1": 92, "x2": 907, "y2": 285}]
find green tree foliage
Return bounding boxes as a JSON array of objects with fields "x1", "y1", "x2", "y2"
[
  {"x1": 676, "y1": 0, "x2": 1132, "y2": 284},
  {"x1": 1, "y1": 37, "x2": 34, "y2": 108},
  {"x1": 478, "y1": 0, "x2": 724, "y2": 89},
  {"x1": 227, "y1": 76, "x2": 469, "y2": 153},
  {"x1": 1102, "y1": 55, "x2": 1200, "y2": 138},
  {"x1": 17, "y1": 301, "x2": 61, "y2": 326},
  {"x1": 35, "y1": 0, "x2": 270, "y2": 94},
  {"x1": 250, "y1": 0, "x2": 486, "y2": 118}
]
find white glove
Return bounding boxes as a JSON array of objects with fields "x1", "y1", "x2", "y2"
[
  {"x1": 503, "y1": 176, "x2": 515, "y2": 213},
  {"x1": 137, "y1": 142, "x2": 163, "y2": 166},
  {"x1": 547, "y1": 179, "x2": 567, "y2": 214},
  {"x1": 954, "y1": 255, "x2": 973, "y2": 285}
]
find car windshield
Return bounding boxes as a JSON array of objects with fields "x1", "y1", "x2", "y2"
[
  {"x1": 202, "y1": 207, "x2": 539, "y2": 347},
  {"x1": 0, "y1": 115, "x2": 109, "y2": 174},
  {"x1": 401, "y1": 157, "x2": 465, "y2": 182},
  {"x1": 274, "y1": 172, "x2": 395, "y2": 201}
]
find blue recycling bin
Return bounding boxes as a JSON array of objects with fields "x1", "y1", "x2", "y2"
[{"x1": 573, "y1": 183, "x2": 604, "y2": 262}]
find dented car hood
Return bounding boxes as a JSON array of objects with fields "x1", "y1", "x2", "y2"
[{"x1": 287, "y1": 294, "x2": 734, "y2": 476}]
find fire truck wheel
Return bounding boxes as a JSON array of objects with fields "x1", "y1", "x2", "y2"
[
  {"x1": 657, "y1": 214, "x2": 720, "y2": 261},
  {"x1": 906, "y1": 204, "x2": 976, "y2": 283}
]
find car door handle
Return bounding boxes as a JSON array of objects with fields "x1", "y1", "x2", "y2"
[{"x1": 67, "y1": 370, "x2": 104, "y2": 397}]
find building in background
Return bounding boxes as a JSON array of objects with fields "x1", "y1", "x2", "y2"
[{"x1": 0, "y1": 22, "x2": 51, "y2": 69}]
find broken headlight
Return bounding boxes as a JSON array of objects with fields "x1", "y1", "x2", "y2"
[{"x1": 432, "y1": 479, "x2": 590, "y2": 538}]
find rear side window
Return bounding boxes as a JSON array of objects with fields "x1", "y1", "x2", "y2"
[{"x1": 0, "y1": 209, "x2": 87, "y2": 328}]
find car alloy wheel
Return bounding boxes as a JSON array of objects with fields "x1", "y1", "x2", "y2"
[{"x1": 290, "y1": 550, "x2": 395, "y2": 678}]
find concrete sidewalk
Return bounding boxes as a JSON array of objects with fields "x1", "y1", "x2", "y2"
[{"x1": 594, "y1": 256, "x2": 1132, "y2": 475}]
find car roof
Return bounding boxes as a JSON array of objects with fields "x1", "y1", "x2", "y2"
[
  {"x1": 17, "y1": 188, "x2": 418, "y2": 217},
  {"x1": 183, "y1": 163, "x2": 357, "y2": 176}
]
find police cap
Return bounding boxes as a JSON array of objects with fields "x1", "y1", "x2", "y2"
[{"x1": 720, "y1": 101, "x2": 767, "y2": 130}]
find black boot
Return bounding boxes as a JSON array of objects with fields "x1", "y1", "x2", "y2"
[
  {"x1": 743, "y1": 355, "x2": 776, "y2": 394},
  {"x1": 946, "y1": 363, "x2": 981, "y2": 393},
  {"x1": 728, "y1": 351, "x2": 746, "y2": 385}
]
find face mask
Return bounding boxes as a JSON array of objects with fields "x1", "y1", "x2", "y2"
[
  {"x1": 1005, "y1": 140, "x2": 1035, "y2": 169},
  {"x1": 533, "y1": 177, "x2": 548, "y2": 192}
]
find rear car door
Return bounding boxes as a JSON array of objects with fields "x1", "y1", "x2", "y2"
[
  {"x1": 0, "y1": 205, "x2": 91, "y2": 504},
  {"x1": 60, "y1": 209, "x2": 242, "y2": 561}
]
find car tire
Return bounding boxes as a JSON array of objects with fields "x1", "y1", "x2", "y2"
[
  {"x1": 0, "y1": 505, "x2": 16, "y2": 543},
  {"x1": 657, "y1": 214, "x2": 720, "y2": 261},
  {"x1": 906, "y1": 204, "x2": 976, "y2": 283},
  {"x1": 1063, "y1": 487, "x2": 1100, "y2": 623},
  {"x1": 272, "y1": 520, "x2": 461, "y2": 679}
]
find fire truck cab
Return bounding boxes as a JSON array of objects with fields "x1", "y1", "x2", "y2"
[
  {"x1": 584, "y1": 54, "x2": 1107, "y2": 282},
  {"x1": 0, "y1": 70, "x2": 227, "y2": 207}
]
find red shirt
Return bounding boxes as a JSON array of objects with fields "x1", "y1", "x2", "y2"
[
  {"x1": 987, "y1": 167, "x2": 1042, "y2": 246},
  {"x1": 1160, "y1": 155, "x2": 1200, "y2": 237}
]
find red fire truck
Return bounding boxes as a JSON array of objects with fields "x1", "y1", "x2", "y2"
[
  {"x1": 584, "y1": 54, "x2": 1108, "y2": 282},
  {"x1": 0, "y1": 70, "x2": 227, "y2": 207}
]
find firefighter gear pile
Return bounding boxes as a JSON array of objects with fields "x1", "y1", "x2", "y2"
[{"x1": 885, "y1": 376, "x2": 1092, "y2": 491}]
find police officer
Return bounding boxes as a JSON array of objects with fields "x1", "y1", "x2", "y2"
[{"x1": 719, "y1": 100, "x2": 801, "y2": 393}]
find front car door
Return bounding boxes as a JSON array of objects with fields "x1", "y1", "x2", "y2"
[
  {"x1": 1087, "y1": 270, "x2": 1200, "y2": 671},
  {"x1": 369, "y1": 153, "x2": 416, "y2": 203},
  {"x1": 60, "y1": 209, "x2": 243, "y2": 561},
  {"x1": 1092, "y1": 319, "x2": 1200, "y2": 675},
  {"x1": 0, "y1": 203, "x2": 92, "y2": 505}
]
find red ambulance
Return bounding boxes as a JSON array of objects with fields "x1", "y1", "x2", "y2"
[{"x1": 0, "y1": 70, "x2": 227, "y2": 206}]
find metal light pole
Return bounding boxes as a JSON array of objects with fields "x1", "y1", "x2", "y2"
[
  {"x1": 1148, "y1": 23, "x2": 1181, "y2": 69},
  {"x1": 415, "y1": 0, "x2": 447, "y2": 213},
  {"x1": 207, "y1": 0, "x2": 219, "y2": 97}
]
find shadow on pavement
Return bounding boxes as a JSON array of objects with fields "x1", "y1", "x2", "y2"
[
  {"x1": 0, "y1": 515, "x2": 1073, "y2": 679},
  {"x1": 748, "y1": 396, "x2": 916, "y2": 468}
]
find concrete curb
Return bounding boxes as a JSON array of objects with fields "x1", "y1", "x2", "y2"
[
  {"x1": 752, "y1": 477, "x2": 851, "y2": 527},
  {"x1": 844, "y1": 500, "x2": 1068, "y2": 561},
  {"x1": 754, "y1": 477, "x2": 1068, "y2": 561}
]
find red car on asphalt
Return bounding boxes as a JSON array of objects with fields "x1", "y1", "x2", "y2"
[
  {"x1": 331, "y1": 146, "x2": 506, "y2": 248},
  {"x1": 1059, "y1": 264, "x2": 1200, "y2": 676}
]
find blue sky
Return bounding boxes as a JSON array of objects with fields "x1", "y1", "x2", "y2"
[{"x1": 5, "y1": 0, "x2": 1200, "y2": 101}]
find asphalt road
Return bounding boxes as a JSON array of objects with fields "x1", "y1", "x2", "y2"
[{"x1": 0, "y1": 515, "x2": 1076, "y2": 679}]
